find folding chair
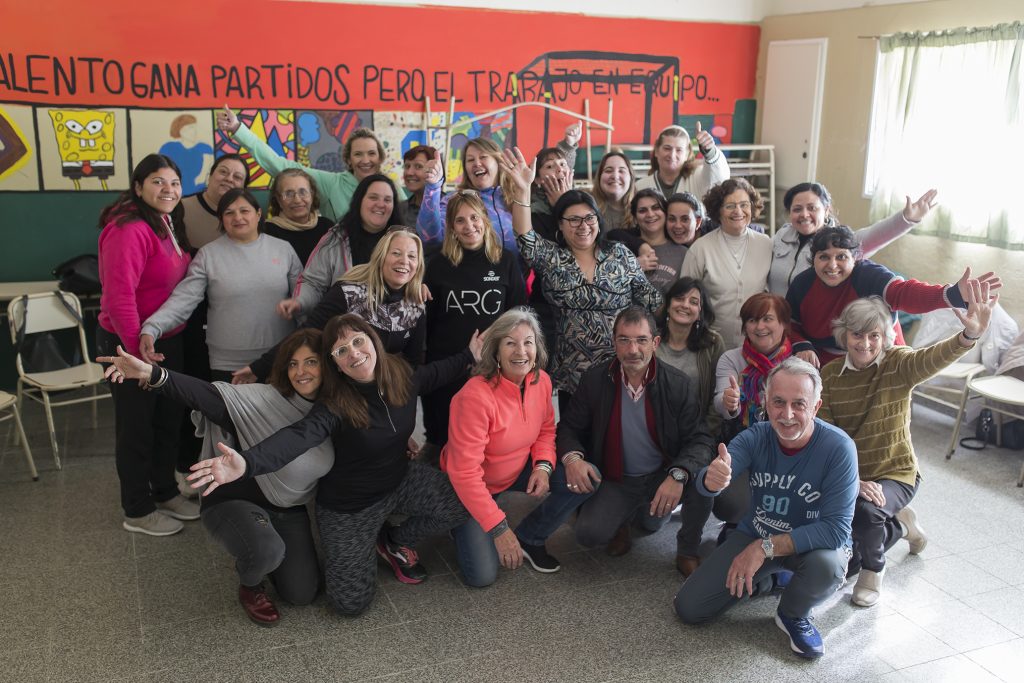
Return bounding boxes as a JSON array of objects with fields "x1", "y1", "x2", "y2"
[
  {"x1": 911, "y1": 362, "x2": 986, "y2": 459},
  {"x1": 7, "y1": 291, "x2": 109, "y2": 469},
  {"x1": 1, "y1": 390, "x2": 37, "y2": 481},
  {"x1": 945, "y1": 374, "x2": 1024, "y2": 487}
]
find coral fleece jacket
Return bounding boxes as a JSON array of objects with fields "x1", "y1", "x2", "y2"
[
  {"x1": 441, "y1": 371, "x2": 557, "y2": 533},
  {"x1": 99, "y1": 217, "x2": 190, "y2": 356}
]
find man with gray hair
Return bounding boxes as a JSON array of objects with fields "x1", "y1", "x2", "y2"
[{"x1": 674, "y1": 357, "x2": 858, "y2": 659}]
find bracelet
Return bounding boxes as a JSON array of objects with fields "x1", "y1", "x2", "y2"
[
  {"x1": 533, "y1": 462, "x2": 553, "y2": 475},
  {"x1": 145, "y1": 366, "x2": 168, "y2": 389},
  {"x1": 510, "y1": 198, "x2": 530, "y2": 208},
  {"x1": 961, "y1": 329, "x2": 981, "y2": 341},
  {"x1": 561, "y1": 452, "x2": 583, "y2": 466}
]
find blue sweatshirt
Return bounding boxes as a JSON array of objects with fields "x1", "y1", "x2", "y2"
[
  {"x1": 415, "y1": 181, "x2": 517, "y2": 257},
  {"x1": 696, "y1": 419, "x2": 858, "y2": 553}
]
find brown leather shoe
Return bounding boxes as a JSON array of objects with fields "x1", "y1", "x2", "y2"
[
  {"x1": 239, "y1": 584, "x2": 280, "y2": 627},
  {"x1": 676, "y1": 554, "x2": 701, "y2": 577},
  {"x1": 606, "y1": 522, "x2": 632, "y2": 557}
]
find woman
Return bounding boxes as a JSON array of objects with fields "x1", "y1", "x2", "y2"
[
  {"x1": 399, "y1": 145, "x2": 437, "y2": 228},
  {"x1": 100, "y1": 329, "x2": 333, "y2": 626},
  {"x1": 263, "y1": 169, "x2": 334, "y2": 265},
  {"x1": 656, "y1": 278, "x2": 725, "y2": 436},
  {"x1": 141, "y1": 189, "x2": 302, "y2": 382},
  {"x1": 422, "y1": 192, "x2": 527, "y2": 457},
  {"x1": 504, "y1": 147, "x2": 662, "y2": 411},
  {"x1": 768, "y1": 182, "x2": 938, "y2": 294},
  {"x1": 665, "y1": 192, "x2": 704, "y2": 247},
  {"x1": 443, "y1": 308, "x2": 592, "y2": 586},
  {"x1": 591, "y1": 151, "x2": 636, "y2": 230},
  {"x1": 819, "y1": 287, "x2": 993, "y2": 607},
  {"x1": 180, "y1": 153, "x2": 250, "y2": 249},
  {"x1": 96, "y1": 153, "x2": 197, "y2": 536},
  {"x1": 417, "y1": 137, "x2": 518, "y2": 256},
  {"x1": 681, "y1": 178, "x2": 773, "y2": 349},
  {"x1": 786, "y1": 225, "x2": 1000, "y2": 367},
  {"x1": 711, "y1": 293, "x2": 794, "y2": 530},
  {"x1": 190, "y1": 315, "x2": 481, "y2": 616},
  {"x1": 243, "y1": 228, "x2": 427, "y2": 383},
  {"x1": 282, "y1": 174, "x2": 403, "y2": 318},
  {"x1": 218, "y1": 106, "x2": 402, "y2": 220},
  {"x1": 636, "y1": 123, "x2": 729, "y2": 203},
  {"x1": 628, "y1": 189, "x2": 687, "y2": 293},
  {"x1": 529, "y1": 130, "x2": 580, "y2": 216}
]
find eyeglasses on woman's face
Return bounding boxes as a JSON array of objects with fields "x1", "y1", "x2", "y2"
[{"x1": 560, "y1": 213, "x2": 599, "y2": 228}]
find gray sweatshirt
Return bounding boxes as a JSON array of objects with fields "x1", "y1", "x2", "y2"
[{"x1": 142, "y1": 234, "x2": 301, "y2": 370}]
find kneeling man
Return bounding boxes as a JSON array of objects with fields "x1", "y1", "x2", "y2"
[{"x1": 674, "y1": 357, "x2": 857, "y2": 659}]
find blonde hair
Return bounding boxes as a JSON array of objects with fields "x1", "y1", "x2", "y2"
[
  {"x1": 472, "y1": 307, "x2": 548, "y2": 386},
  {"x1": 458, "y1": 137, "x2": 517, "y2": 206},
  {"x1": 341, "y1": 228, "x2": 425, "y2": 306},
  {"x1": 442, "y1": 190, "x2": 502, "y2": 266}
]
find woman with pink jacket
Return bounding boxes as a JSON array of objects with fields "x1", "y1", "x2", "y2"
[
  {"x1": 96, "y1": 153, "x2": 199, "y2": 537},
  {"x1": 441, "y1": 308, "x2": 592, "y2": 586}
]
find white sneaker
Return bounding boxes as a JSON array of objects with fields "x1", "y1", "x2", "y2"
[
  {"x1": 156, "y1": 495, "x2": 201, "y2": 521},
  {"x1": 123, "y1": 511, "x2": 184, "y2": 536},
  {"x1": 852, "y1": 567, "x2": 885, "y2": 607},
  {"x1": 896, "y1": 505, "x2": 928, "y2": 554},
  {"x1": 176, "y1": 470, "x2": 200, "y2": 499}
]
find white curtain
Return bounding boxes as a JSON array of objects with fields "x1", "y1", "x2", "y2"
[{"x1": 865, "y1": 23, "x2": 1024, "y2": 250}]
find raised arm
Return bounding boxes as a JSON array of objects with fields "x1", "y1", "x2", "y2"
[
  {"x1": 502, "y1": 147, "x2": 537, "y2": 238},
  {"x1": 857, "y1": 189, "x2": 937, "y2": 258},
  {"x1": 415, "y1": 152, "x2": 446, "y2": 246}
]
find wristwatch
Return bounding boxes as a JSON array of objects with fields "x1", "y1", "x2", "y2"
[
  {"x1": 761, "y1": 537, "x2": 775, "y2": 559},
  {"x1": 668, "y1": 468, "x2": 688, "y2": 485}
]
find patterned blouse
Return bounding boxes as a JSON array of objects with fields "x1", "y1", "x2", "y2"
[{"x1": 518, "y1": 230, "x2": 662, "y2": 394}]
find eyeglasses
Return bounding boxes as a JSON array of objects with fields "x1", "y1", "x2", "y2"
[
  {"x1": 560, "y1": 213, "x2": 599, "y2": 228},
  {"x1": 455, "y1": 189, "x2": 479, "y2": 197},
  {"x1": 386, "y1": 225, "x2": 417, "y2": 235},
  {"x1": 724, "y1": 201, "x2": 752, "y2": 212},
  {"x1": 614, "y1": 336, "x2": 652, "y2": 347},
  {"x1": 330, "y1": 334, "x2": 371, "y2": 359},
  {"x1": 281, "y1": 188, "x2": 311, "y2": 201}
]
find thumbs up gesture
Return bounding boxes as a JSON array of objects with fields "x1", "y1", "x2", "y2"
[
  {"x1": 424, "y1": 150, "x2": 445, "y2": 186},
  {"x1": 723, "y1": 375, "x2": 741, "y2": 414},
  {"x1": 694, "y1": 120, "x2": 715, "y2": 155},
  {"x1": 704, "y1": 443, "x2": 733, "y2": 493},
  {"x1": 217, "y1": 104, "x2": 240, "y2": 134}
]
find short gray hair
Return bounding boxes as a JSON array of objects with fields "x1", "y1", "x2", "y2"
[
  {"x1": 473, "y1": 307, "x2": 548, "y2": 385},
  {"x1": 831, "y1": 296, "x2": 896, "y2": 351},
  {"x1": 765, "y1": 356, "x2": 822, "y2": 403}
]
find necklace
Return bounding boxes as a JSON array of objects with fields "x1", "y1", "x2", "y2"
[{"x1": 720, "y1": 229, "x2": 748, "y2": 270}]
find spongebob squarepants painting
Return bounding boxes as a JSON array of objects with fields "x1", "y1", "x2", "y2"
[{"x1": 48, "y1": 109, "x2": 116, "y2": 190}]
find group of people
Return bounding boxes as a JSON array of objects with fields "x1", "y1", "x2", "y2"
[{"x1": 93, "y1": 112, "x2": 1002, "y2": 659}]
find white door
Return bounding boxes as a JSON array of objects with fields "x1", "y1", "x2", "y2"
[{"x1": 761, "y1": 38, "x2": 828, "y2": 190}]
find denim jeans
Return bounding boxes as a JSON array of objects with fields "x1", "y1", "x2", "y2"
[{"x1": 454, "y1": 458, "x2": 594, "y2": 587}]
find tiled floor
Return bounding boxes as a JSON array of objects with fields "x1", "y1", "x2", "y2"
[{"x1": 2, "y1": 396, "x2": 1023, "y2": 682}]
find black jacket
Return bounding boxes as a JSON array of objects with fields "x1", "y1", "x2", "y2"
[{"x1": 556, "y1": 358, "x2": 715, "y2": 478}]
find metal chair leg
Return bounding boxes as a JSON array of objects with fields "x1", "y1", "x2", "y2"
[
  {"x1": 11, "y1": 404, "x2": 38, "y2": 481},
  {"x1": 91, "y1": 384, "x2": 98, "y2": 428},
  {"x1": 946, "y1": 385, "x2": 973, "y2": 460},
  {"x1": 13, "y1": 378, "x2": 24, "y2": 447},
  {"x1": 41, "y1": 391, "x2": 61, "y2": 470}
]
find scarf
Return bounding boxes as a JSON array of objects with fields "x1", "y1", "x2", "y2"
[
  {"x1": 602, "y1": 358, "x2": 662, "y2": 482},
  {"x1": 738, "y1": 336, "x2": 793, "y2": 427},
  {"x1": 192, "y1": 382, "x2": 335, "y2": 508},
  {"x1": 266, "y1": 210, "x2": 321, "y2": 232}
]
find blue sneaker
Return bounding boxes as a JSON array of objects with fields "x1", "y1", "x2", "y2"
[{"x1": 775, "y1": 611, "x2": 824, "y2": 658}]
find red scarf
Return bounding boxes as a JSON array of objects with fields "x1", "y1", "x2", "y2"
[
  {"x1": 603, "y1": 359, "x2": 662, "y2": 482},
  {"x1": 739, "y1": 337, "x2": 792, "y2": 427}
]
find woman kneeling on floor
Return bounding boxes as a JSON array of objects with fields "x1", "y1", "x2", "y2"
[
  {"x1": 100, "y1": 329, "x2": 332, "y2": 626},
  {"x1": 190, "y1": 314, "x2": 480, "y2": 616}
]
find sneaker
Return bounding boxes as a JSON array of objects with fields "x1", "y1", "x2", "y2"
[
  {"x1": 155, "y1": 495, "x2": 201, "y2": 521},
  {"x1": 123, "y1": 511, "x2": 183, "y2": 536},
  {"x1": 852, "y1": 567, "x2": 884, "y2": 607},
  {"x1": 238, "y1": 584, "x2": 280, "y2": 627},
  {"x1": 175, "y1": 470, "x2": 199, "y2": 499},
  {"x1": 376, "y1": 528, "x2": 428, "y2": 584},
  {"x1": 896, "y1": 506, "x2": 928, "y2": 554},
  {"x1": 775, "y1": 611, "x2": 825, "y2": 658},
  {"x1": 519, "y1": 539, "x2": 561, "y2": 573}
]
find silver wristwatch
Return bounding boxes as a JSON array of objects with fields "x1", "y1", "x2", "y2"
[
  {"x1": 761, "y1": 537, "x2": 775, "y2": 559},
  {"x1": 668, "y1": 467, "x2": 687, "y2": 484}
]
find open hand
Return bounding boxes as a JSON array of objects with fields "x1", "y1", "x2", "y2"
[
  {"x1": 138, "y1": 334, "x2": 165, "y2": 364},
  {"x1": 187, "y1": 441, "x2": 246, "y2": 495},
  {"x1": 97, "y1": 345, "x2": 152, "y2": 384},
  {"x1": 795, "y1": 349, "x2": 820, "y2": 369},
  {"x1": 231, "y1": 366, "x2": 257, "y2": 385},
  {"x1": 953, "y1": 278, "x2": 997, "y2": 341},
  {"x1": 903, "y1": 189, "x2": 938, "y2": 223},
  {"x1": 501, "y1": 147, "x2": 536, "y2": 193}
]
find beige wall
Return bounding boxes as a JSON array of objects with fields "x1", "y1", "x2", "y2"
[{"x1": 757, "y1": 0, "x2": 1024, "y2": 321}]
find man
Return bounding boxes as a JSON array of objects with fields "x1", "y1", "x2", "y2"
[
  {"x1": 556, "y1": 306, "x2": 716, "y2": 576},
  {"x1": 674, "y1": 357, "x2": 858, "y2": 659}
]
